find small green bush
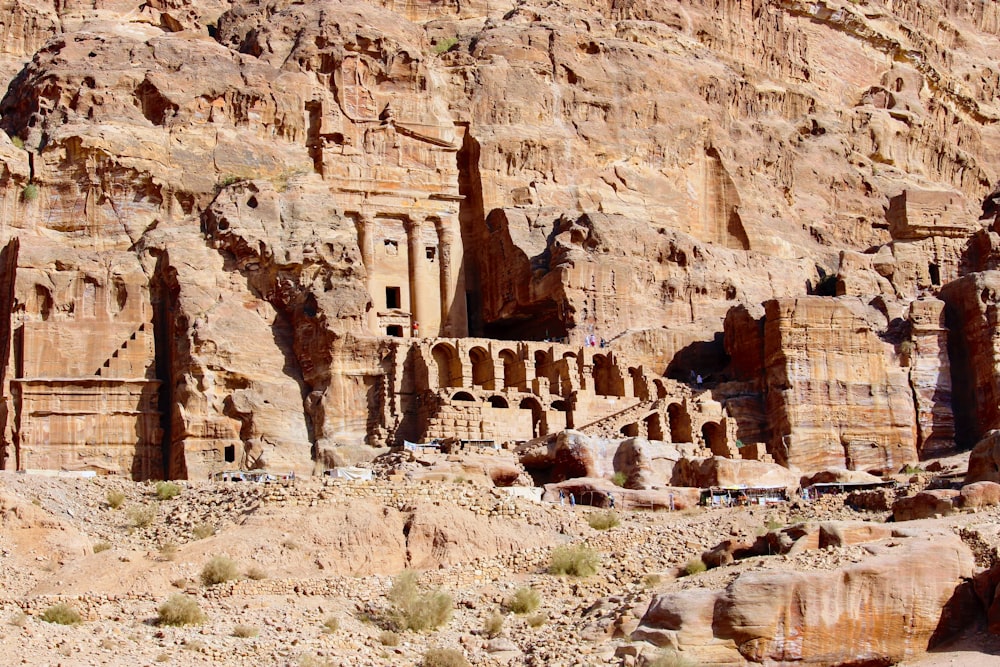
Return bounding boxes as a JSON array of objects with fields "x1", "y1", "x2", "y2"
[
  {"x1": 507, "y1": 587, "x2": 540, "y2": 614},
  {"x1": 587, "y1": 510, "x2": 620, "y2": 530},
  {"x1": 322, "y1": 615, "x2": 339, "y2": 634},
  {"x1": 93, "y1": 541, "x2": 111, "y2": 553},
  {"x1": 387, "y1": 570, "x2": 453, "y2": 632},
  {"x1": 683, "y1": 558, "x2": 707, "y2": 577},
  {"x1": 764, "y1": 517, "x2": 782, "y2": 531},
  {"x1": 10, "y1": 136, "x2": 23, "y2": 149},
  {"x1": 21, "y1": 183, "x2": 38, "y2": 202},
  {"x1": 40, "y1": 603, "x2": 81, "y2": 625},
  {"x1": 157, "y1": 594, "x2": 205, "y2": 626},
  {"x1": 548, "y1": 544, "x2": 600, "y2": 577},
  {"x1": 611, "y1": 471, "x2": 627, "y2": 487},
  {"x1": 378, "y1": 630, "x2": 400, "y2": 646},
  {"x1": 128, "y1": 504, "x2": 156, "y2": 528},
  {"x1": 432, "y1": 37, "x2": 458, "y2": 54},
  {"x1": 482, "y1": 611, "x2": 504, "y2": 638},
  {"x1": 192, "y1": 523, "x2": 216, "y2": 540},
  {"x1": 232, "y1": 624, "x2": 258, "y2": 638},
  {"x1": 155, "y1": 481, "x2": 182, "y2": 500},
  {"x1": 159, "y1": 542, "x2": 178, "y2": 561},
  {"x1": 106, "y1": 490, "x2": 126, "y2": 509},
  {"x1": 422, "y1": 648, "x2": 469, "y2": 667},
  {"x1": 200, "y1": 555, "x2": 239, "y2": 586},
  {"x1": 902, "y1": 464, "x2": 925, "y2": 475},
  {"x1": 245, "y1": 565, "x2": 267, "y2": 581}
]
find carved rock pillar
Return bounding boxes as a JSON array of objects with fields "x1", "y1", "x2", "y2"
[
  {"x1": 405, "y1": 216, "x2": 424, "y2": 335},
  {"x1": 436, "y1": 218, "x2": 455, "y2": 336},
  {"x1": 356, "y1": 213, "x2": 377, "y2": 334}
]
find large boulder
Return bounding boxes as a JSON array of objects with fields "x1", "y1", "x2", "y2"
[
  {"x1": 634, "y1": 531, "x2": 976, "y2": 664},
  {"x1": 958, "y1": 481, "x2": 1000, "y2": 510},
  {"x1": 892, "y1": 489, "x2": 960, "y2": 521},
  {"x1": 967, "y1": 430, "x2": 1000, "y2": 484},
  {"x1": 612, "y1": 437, "x2": 700, "y2": 489},
  {"x1": 800, "y1": 468, "x2": 885, "y2": 487},
  {"x1": 671, "y1": 456, "x2": 799, "y2": 490}
]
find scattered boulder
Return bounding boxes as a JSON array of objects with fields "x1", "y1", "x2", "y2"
[
  {"x1": 543, "y1": 478, "x2": 699, "y2": 510},
  {"x1": 612, "y1": 438, "x2": 700, "y2": 489},
  {"x1": 634, "y1": 531, "x2": 976, "y2": 665},
  {"x1": 958, "y1": 481, "x2": 1000, "y2": 510},
  {"x1": 967, "y1": 430, "x2": 1000, "y2": 484},
  {"x1": 672, "y1": 456, "x2": 798, "y2": 490},
  {"x1": 800, "y1": 468, "x2": 884, "y2": 487},
  {"x1": 892, "y1": 489, "x2": 960, "y2": 521}
]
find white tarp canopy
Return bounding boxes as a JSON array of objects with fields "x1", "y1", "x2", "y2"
[{"x1": 326, "y1": 466, "x2": 373, "y2": 481}]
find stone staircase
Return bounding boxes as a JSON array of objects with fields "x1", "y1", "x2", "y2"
[
  {"x1": 94, "y1": 323, "x2": 151, "y2": 377},
  {"x1": 576, "y1": 397, "x2": 665, "y2": 438}
]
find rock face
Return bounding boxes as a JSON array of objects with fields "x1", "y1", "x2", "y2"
[
  {"x1": 0, "y1": 0, "x2": 997, "y2": 478},
  {"x1": 967, "y1": 431, "x2": 1000, "y2": 484},
  {"x1": 634, "y1": 531, "x2": 976, "y2": 665}
]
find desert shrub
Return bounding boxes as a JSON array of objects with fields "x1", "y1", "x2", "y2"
[
  {"x1": 105, "y1": 490, "x2": 126, "y2": 509},
  {"x1": 158, "y1": 595, "x2": 205, "y2": 626},
  {"x1": 322, "y1": 615, "x2": 339, "y2": 634},
  {"x1": 902, "y1": 464, "x2": 925, "y2": 475},
  {"x1": 506, "y1": 587, "x2": 540, "y2": 614},
  {"x1": 642, "y1": 573, "x2": 663, "y2": 588},
  {"x1": 297, "y1": 654, "x2": 334, "y2": 667},
  {"x1": 159, "y1": 542, "x2": 178, "y2": 561},
  {"x1": 155, "y1": 653, "x2": 170, "y2": 662},
  {"x1": 40, "y1": 603, "x2": 81, "y2": 625},
  {"x1": 548, "y1": 544, "x2": 600, "y2": 577},
  {"x1": 526, "y1": 612, "x2": 548, "y2": 628},
  {"x1": 422, "y1": 648, "x2": 469, "y2": 667},
  {"x1": 245, "y1": 565, "x2": 267, "y2": 581},
  {"x1": 682, "y1": 558, "x2": 707, "y2": 577},
  {"x1": 10, "y1": 136, "x2": 23, "y2": 149},
  {"x1": 232, "y1": 624, "x2": 258, "y2": 638},
  {"x1": 587, "y1": 510, "x2": 620, "y2": 530},
  {"x1": 482, "y1": 611, "x2": 504, "y2": 638},
  {"x1": 378, "y1": 630, "x2": 400, "y2": 646},
  {"x1": 8, "y1": 611, "x2": 26, "y2": 626},
  {"x1": 128, "y1": 504, "x2": 156, "y2": 528},
  {"x1": 611, "y1": 471, "x2": 627, "y2": 487},
  {"x1": 764, "y1": 517, "x2": 782, "y2": 531},
  {"x1": 433, "y1": 37, "x2": 458, "y2": 54},
  {"x1": 21, "y1": 184, "x2": 38, "y2": 202},
  {"x1": 191, "y1": 523, "x2": 216, "y2": 540},
  {"x1": 155, "y1": 481, "x2": 182, "y2": 500},
  {"x1": 93, "y1": 541, "x2": 111, "y2": 553},
  {"x1": 200, "y1": 555, "x2": 239, "y2": 586},
  {"x1": 647, "y1": 650, "x2": 697, "y2": 667},
  {"x1": 387, "y1": 570, "x2": 453, "y2": 632}
]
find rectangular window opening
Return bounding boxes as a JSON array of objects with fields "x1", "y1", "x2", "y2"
[
  {"x1": 386, "y1": 325, "x2": 403, "y2": 337},
  {"x1": 386, "y1": 286, "x2": 401, "y2": 309},
  {"x1": 426, "y1": 246, "x2": 436, "y2": 261}
]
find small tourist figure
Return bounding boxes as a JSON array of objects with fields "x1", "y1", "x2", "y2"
[
  {"x1": 569, "y1": 493, "x2": 576, "y2": 507},
  {"x1": 559, "y1": 489, "x2": 565, "y2": 505},
  {"x1": 668, "y1": 492, "x2": 675, "y2": 511},
  {"x1": 608, "y1": 493, "x2": 615, "y2": 509}
]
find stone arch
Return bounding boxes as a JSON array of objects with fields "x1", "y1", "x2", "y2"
[
  {"x1": 702, "y1": 421, "x2": 728, "y2": 456},
  {"x1": 452, "y1": 391, "x2": 476, "y2": 402},
  {"x1": 519, "y1": 396, "x2": 545, "y2": 438},
  {"x1": 628, "y1": 367, "x2": 649, "y2": 399},
  {"x1": 551, "y1": 399, "x2": 568, "y2": 411},
  {"x1": 621, "y1": 422, "x2": 640, "y2": 437},
  {"x1": 668, "y1": 403, "x2": 692, "y2": 443},
  {"x1": 488, "y1": 395, "x2": 508, "y2": 408},
  {"x1": 498, "y1": 349, "x2": 525, "y2": 390},
  {"x1": 432, "y1": 342, "x2": 462, "y2": 388},
  {"x1": 645, "y1": 412, "x2": 664, "y2": 441},
  {"x1": 593, "y1": 354, "x2": 625, "y2": 397},
  {"x1": 534, "y1": 350, "x2": 553, "y2": 382},
  {"x1": 469, "y1": 346, "x2": 495, "y2": 389}
]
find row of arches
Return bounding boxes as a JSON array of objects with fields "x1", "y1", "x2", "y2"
[
  {"x1": 618, "y1": 410, "x2": 727, "y2": 454},
  {"x1": 430, "y1": 341, "x2": 664, "y2": 400},
  {"x1": 450, "y1": 391, "x2": 568, "y2": 414}
]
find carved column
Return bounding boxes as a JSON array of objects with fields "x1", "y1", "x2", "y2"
[
  {"x1": 355, "y1": 213, "x2": 377, "y2": 334},
  {"x1": 435, "y1": 218, "x2": 455, "y2": 337},
  {"x1": 405, "y1": 216, "x2": 423, "y2": 336}
]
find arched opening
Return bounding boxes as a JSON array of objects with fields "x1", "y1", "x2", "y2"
[
  {"x1": 488, "y1": 395, "x2": 508, "y2": 408},
  {"x1": 452, "y1": 391, "x2": 476, "y2": 402},
  {"x1": 593, "y1": 354, "x2": 624, "y2": 397},
  {"x1": 432, "y1": 342, "x2": 462, "y2": 388},
  {"x1": 551, "y1": 400, "x2": 568, "y2": 411},
  {"x1": 621, "y1": 422, "x2": 639, "y2": 437},
  {"x1": 470, "y1": 346, "x2": 495, "y2": 389},
  {"x1": 645, "y1": 413, "x2": 664, "y2": 441},
  {"x1": 702, "y1": 421, "x2": 728, "y2": 456},
  {"x1": 654, "y1": 379, "x2": 667, "y2": 399},
  {"x1": 629, "y1": 367, "x2": 648, "y2": 399},
  {"x1": 499, "y1": 349, "x2": 524, "y2": 390},
  {"x1": 534, "y1": 350, "x2": 554, "y2": 384},
  {"x1": 668, "y1": 403, "x2": 692, "y2": 443},
  {"x1": 519, "y1": 397, "x2": 545, "y2": 438}
]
